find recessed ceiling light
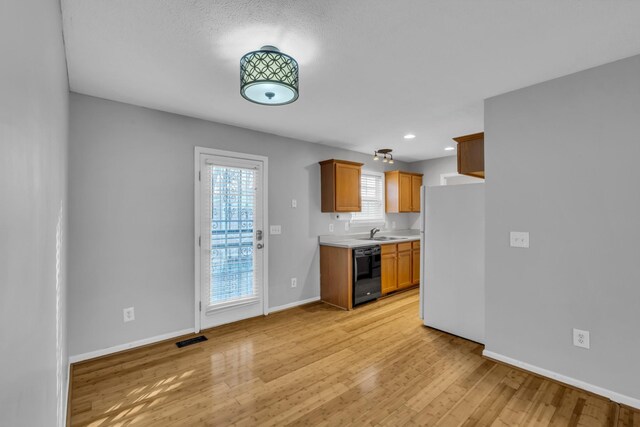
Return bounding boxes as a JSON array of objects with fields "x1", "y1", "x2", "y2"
[
  {"x1": 403, "y1": 134, "x2": 416, "y2": 140},
  {"x1": 445, "y1": 146, "x2": 455, "y2": 151}
]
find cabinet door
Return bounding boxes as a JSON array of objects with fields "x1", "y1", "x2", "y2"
[
  {"x1": 397, "y1": 250, "x2": 412, "y2": 289},
  {"x1": 334, "y1": 163, "x2": 361, "y2": 212},
  {"x1": 411, "y1": 175, "x2": 422, "y2": 212},
  {"x1": 399, "y1": 173, "x2": 412, "y2": 212},
  {"x1": 455, "y1": 133, "x2": 484, "y2": 178},
  {"x1": 412, "y1": 249, "x2": 420, "y2": 285},
  {"x1": 381, "y1": 253, "x2": 397, "y2": 294}
]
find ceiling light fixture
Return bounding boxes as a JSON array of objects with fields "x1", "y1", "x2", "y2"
[
  {"x1": 240, "y1": 45, "x2": 299, "y2": 105},
  {"x1": 373, "y1": 149, "x2": 394, "y2": 164},
  {"x1": 445, "y1": 146, "x2": 455, "y2": 151},
  {"x1": 404, "y1": 134, "x2": 416, "y2": 140}
]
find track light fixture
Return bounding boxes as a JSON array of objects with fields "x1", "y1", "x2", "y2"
[{"x1": 373, "y1": 149, "x2": 394, "y2": 164}]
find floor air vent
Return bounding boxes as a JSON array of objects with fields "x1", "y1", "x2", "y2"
[{"x1": 176, "y1": 335, "x2": 208, "y2": 348}]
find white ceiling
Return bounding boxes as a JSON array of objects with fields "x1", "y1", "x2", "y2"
[{"x1": 61, "y1": 0, "x2": 640, "y2": 161}]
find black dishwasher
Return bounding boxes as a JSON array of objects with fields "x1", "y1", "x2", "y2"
[{"x1": 352, "y1": 245, "x2": 382, "y2": 306}]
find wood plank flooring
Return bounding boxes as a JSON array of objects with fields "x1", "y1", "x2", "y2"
[{"x1": 69, "y1": 289, "x2": 638, "y2": 426}]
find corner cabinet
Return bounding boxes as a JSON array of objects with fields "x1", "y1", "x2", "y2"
[
  {"x1": 454, "y1": 132, "x2": 484, "y2": 179},
  {"x1": 319, "y1": 159, "x2": 363, "y2": 212},
  {"x1": 385, "y1": 171, "x2": 423, "y2": 213}
]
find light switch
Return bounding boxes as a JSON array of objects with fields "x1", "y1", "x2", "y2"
[
  {"x1": 270, "y1": 225, "x2": 282, "y2": 235},
  {"x1": 510, "y1": 231, "x2": 529, "y2": 248},
  {"x1": 291, "y1": 199, "x2": 297, "y2": 208}
]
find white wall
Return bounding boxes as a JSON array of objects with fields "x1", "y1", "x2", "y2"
[
  {"x1": 485, "y1": 54, "x2": 640, "y2": 405},
  {"x1": 0, "y1": 0, "x2": 69, "y2": 425},
  {"x1": 68, "y1": 93, "x2": 412, "y2": 357},
  {"x1": 425, "y1": 184, "x2": 485, "y2": 343},
  {"x1": 406, "y1": 155, "x2": 460, "y2": 229}
]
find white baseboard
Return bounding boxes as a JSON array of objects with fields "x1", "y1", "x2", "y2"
[
  {"x1": 268, "y1": 296, "x2": 321, "y2": 314},
  {"x1": 483, "y1": 350, "x2": 640, "y2": 409},
  {"x1": 69, "y1": 328, "x2": 195, "y2": 364},
  {"x1": 68, "y1": 298, "x2": 322, "y2": 365}
]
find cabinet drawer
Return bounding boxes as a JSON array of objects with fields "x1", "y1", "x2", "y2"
[
  {"x1": 381, "y1": 244, "x2": 397, "y2": 255},
  {"x1": 397, "y1": 242, "x2": 412, "y2": 252},
  {"x1": 412, "y1": 240, "x2": 420, "y2": 250}
]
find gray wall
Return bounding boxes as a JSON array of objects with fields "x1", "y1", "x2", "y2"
[
  {"x1": 68, "y1": 93, "x2": 412, "y2": 356},
  {"x1": 0, "y1": 0, "x2": 69, "y2": 425},
  {"x1": 408, "y1": 155, "x2": 458, "y2": 187},
  {"x1": 485, "y1": 54, "x2": 640, "y2": 401},
  {"x1": 406, "y1": 155, "x2": 458, "y2": 229}
]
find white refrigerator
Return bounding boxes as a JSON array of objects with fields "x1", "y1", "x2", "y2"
[{"x1": 419, "y1": 183, "x2": 485, "y2": 343}]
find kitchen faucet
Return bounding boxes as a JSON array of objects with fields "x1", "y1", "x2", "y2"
[{"x1": 370, "y1": 227, "x2": 381, "y2": 239}]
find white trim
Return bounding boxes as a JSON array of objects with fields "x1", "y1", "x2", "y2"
[
  {"x1": 194, "y1": 146, "x2": 269, "y2": 330},
  {"x1": 69, "y1": 328, "x2": 195, "y2": 364},
  {"x1": 483, "y1": 350, "x2": 640, "y2": 409},
  {"x1": 440, "y1": 172, "x2": 461, "y2": 185},
  {"x1": 440, "y1": 172, "x2": 485, "y2": 185},
  {"x1": 62, "y1": 362, "x2": 70, "y2": 427},
  {"x1": 206, "y1": 296, "x2": 260, "y2": 314},
  {"x1": 268, "y1": 296, "x2": 321, "y2": 313}
]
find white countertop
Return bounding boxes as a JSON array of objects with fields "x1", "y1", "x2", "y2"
[{"x1": 318, "y1": 230, "x2": 421, "y2": 248}]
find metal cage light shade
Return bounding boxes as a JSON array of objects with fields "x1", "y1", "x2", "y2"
[{"x1": 240, "y1": 45, "x2": 299, "y2": 105}]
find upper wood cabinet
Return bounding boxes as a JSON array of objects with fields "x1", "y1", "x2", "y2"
[
  {"x1": 454, "y1": 132, "x2": 484, "y2": 179},
  {"x1": 319, "y1": 159, "x2": 363, "y2": 212},
  {"x1": 385, "y1": 171, "x2": 423, "y2": 213}
]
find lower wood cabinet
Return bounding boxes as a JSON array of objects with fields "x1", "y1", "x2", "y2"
[
  {"x1": 397, "y1": 243, "x2": 412, "y2": 289},
  {"x1": 381, "y1": 241, "x2": 420, "y2": 295},
  {"x1": 320, "y1": 241, "x2": 421, "y2": 309},
  {"x1": 381, "y1": 251, "x2": 397, "y2": 295},
  {"x1": 319, "y1": 245, "x2": 352, "y2": 310},
  {"x1": 412, "y1": 246, "x2": 420, "y2": 285}
]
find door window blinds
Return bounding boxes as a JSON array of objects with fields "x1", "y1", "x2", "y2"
[
  {"x1": 203, "y1": 164, "x2": 258, "y2": 307},
  {"x1": 351, "y1": 171, "x2": 385, "y2": 223}
]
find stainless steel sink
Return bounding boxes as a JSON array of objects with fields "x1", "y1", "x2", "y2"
[{"x1": 358, "y1": 236, "x2": 407, "y2": 241}]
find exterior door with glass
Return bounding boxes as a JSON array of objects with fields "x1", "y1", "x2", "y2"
[{"x1": 196, "y1": 149, "x2": 267, "y2": 331}]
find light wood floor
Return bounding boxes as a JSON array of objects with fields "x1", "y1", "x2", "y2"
[{"x1": 70, "y1": 289, "x2": 638, "y2": 426}]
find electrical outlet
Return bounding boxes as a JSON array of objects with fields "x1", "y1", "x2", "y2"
[
  {"x1": 291, "y1": 277, "x2": 297, "y2": 288},
  {"x1": 329, "y1": 223, "x2": 334, "y2": 233},
  {"x1": 510, "y1": 231, "x2": 530, "y2": 248},
  {"x1": 270, "y1": 225, "x2": 282, "y2": 235},
  {"x1": 573, "y1": 328, "x2": 590, "y2": 349},
  {"x1": 344, "y1": 222, "x2": 349, "y2": 231},
  {"x1": 392, "y1": 221, "x2": 396, "y2": 229},
  {"x1": 123, "y1": 307, "x2": 135, "y2": 323},
  {"x1": 291, "y1": 199, "x2": 297, "y2": 208}
]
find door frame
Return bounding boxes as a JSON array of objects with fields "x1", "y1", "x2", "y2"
[{"x1": 194, "y1": 146, "x2": 269, "y2": 333}]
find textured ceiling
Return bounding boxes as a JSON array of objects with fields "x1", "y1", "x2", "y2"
[{"x1": 61, "y1": 0, "x2": 640, "y2": 161}]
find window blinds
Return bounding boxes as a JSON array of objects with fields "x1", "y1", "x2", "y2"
[
  {"x1": 203, "y1": 164, "x2": 259, "y2": 307},
  {"x1": 351, "y1": 172, "x2": 384, "y2": 223}
]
